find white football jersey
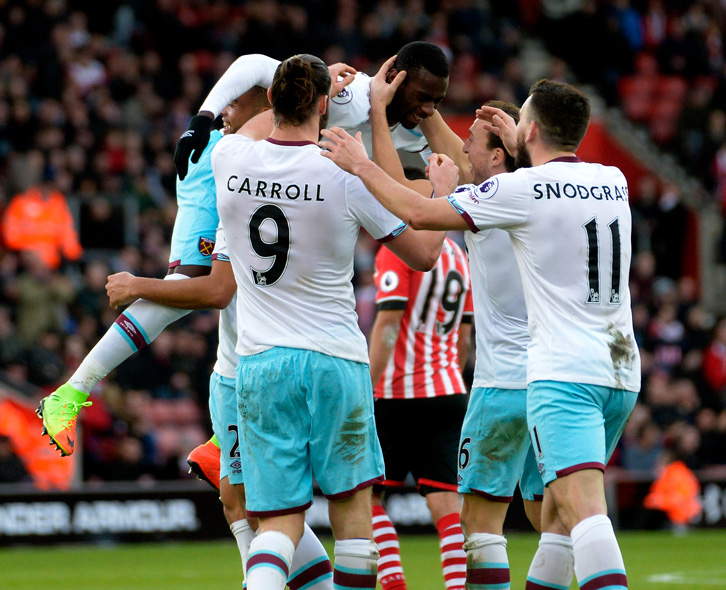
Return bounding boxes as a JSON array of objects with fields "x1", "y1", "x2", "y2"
[
  {"x1": 212, "y1": 134, "x2": 407, "y2": 363},
  {"x1": 465, "y1": 228, "x2": 529, "y2": 389},
  {"x1": 210, "y1": 225, "x2": 237, "y2": 380},
  {"x1": 449, "y1": 157, "x2": 641, "y2": 392},
  {"x1": 198, "y1": 54, "x2": 431, "y2": 159}
]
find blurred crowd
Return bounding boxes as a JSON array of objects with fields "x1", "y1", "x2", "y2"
[{"x1": 1, "y1": 0, "x2": 726, "y2": 486}]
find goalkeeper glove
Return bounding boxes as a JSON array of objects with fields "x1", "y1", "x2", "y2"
[{"x1": 174, "y1": 114, "x2": 214, "y2": 180}]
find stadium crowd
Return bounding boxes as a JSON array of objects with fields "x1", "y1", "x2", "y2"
[{"x1": 1, "y1": 0, "x2": 726, "y2": 485}]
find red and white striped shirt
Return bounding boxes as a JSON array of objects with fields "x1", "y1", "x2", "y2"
[{"x1": 373, "y1": 237, "x2": 473, "y2": 399}]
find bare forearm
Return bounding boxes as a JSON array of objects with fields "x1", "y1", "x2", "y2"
[
  {"x1": 368, "y1": 313, "x2": 402, "y2": 386},
  {"x1": 419, "y1": 112, "x2": 472, "y2": 183},
  {"x1": 129, "y1": 277, "x2": 230, "y2": 309}
]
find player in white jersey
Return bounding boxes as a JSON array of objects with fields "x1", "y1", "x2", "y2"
[
  {"x1": 366, "y1": 64, "x2": 574, "y2": 590},
  {"x1": 174, "y1": 42, "x2": 449, "y2": 180},
  {"x1": 104, "y1": 103, "x2": 335, "y2": 590},
  {"x1": 212, "y1": 54, "x2": 446, "y2": 590},
  {"x1": 321, "y1": 79, "x2": 640, "y2": 590}
]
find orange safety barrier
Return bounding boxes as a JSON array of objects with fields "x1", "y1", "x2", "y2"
[{"x1": 0, "y1": 398, "x2": 75, "y2": 489}]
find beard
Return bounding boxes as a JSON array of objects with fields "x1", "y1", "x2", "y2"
[
  {"x1": 318, "y1": 108, "x2": 330, "y2": 139},
  {"x1": 514, "y1": 137, "x2": 532, "y2": 169}
]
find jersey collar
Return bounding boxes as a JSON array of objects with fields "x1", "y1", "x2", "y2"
[
  {"x1": 547, "y1": 155, "x2": 581, "y2": 163},
  {"x1": 265, "y1": 138, "x2": 318, "y2": 147}
]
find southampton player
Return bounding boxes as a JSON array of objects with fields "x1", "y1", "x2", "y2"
[
  {"x1": 322, "y1": 79, "x2": 640, "y2": 590},
  {"x1": 367, "y1": 61, "x2": 574, "y2": 590},
  {"x1": 104, "y1": 106, "x2": 335, "y2": 590},
  {"x1": 360, "y1": 57, "x2": 471, "y2": 590},
  {"x1": 174, "y1": 42, "x2": 449, "y2": 181},
  {"x1": 212, "y1": 54, "x2": 447, "y2": 590},
  {"x1": 370, "y1": 239, "x2": 472, "y2": 590}
]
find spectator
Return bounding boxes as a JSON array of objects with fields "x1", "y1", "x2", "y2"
[
  {"x1": 1, "y1": 169, "x2": 83, "y2": 271},
  {"x1": 0, "y1": 434, "x2": 30, "y2": 484}
]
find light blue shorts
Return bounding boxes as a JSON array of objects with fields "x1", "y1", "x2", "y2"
[
  {"x1": 458, "y1": 387, "x2": 543, "y2": 502},
  {"x1": 209, "y1": 371, "x2": 242, "y2": 482},
  {"x1": 235, "y1": 347, "x2": 385, "y2": 517},
  {"x1": 527, "y1": 380, "x2": 638, "y2": 486}
]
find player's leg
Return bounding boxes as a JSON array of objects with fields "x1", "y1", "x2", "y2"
[
  {"x1": 236, "y1": 348, "x2": 328, "y2": 590},
  {"x1": 310, "y1": 354, "x2": 385, "y2": 590},
  {"x1": 520, "y1": 446, "x2": 575, "y2": 590},
  {"x1": 38, "y1": 274, "x2": 194, "y2": 455},
  {"x1": 411, "y1": 395, "x2": 468, "y2": 590},
  {"x1": 457, "y1": 387, "x2": 530, "y2": 590},
  {"x1": 528, "y1": 381, "x2": 637, "y2": 590},
  {"x1": 328, "y1": 488, "x2": 380, "y2": 590},
  {"x1": 371, "y1": 398, "x2": 411, "y2": 590},
  {"x1": 209, "y1": 371, "x2": 256, "y2": 577}
]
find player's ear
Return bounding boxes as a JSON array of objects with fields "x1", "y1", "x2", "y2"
[
  {"x1": 526, "y1": 120, "x2": 538, "y2": 143},
  {"x1": 386, "y1": 68, "x2": 399, "y2": 84},
  {"x1": 266, "y1": 87, "x2": 273, "y2": 104},
  {"x1": 492, "y1": 147, "x2": 505, "y2": 166},
  {"x1": 319, "y1": 94, "x2": 329, "y2": 115}
]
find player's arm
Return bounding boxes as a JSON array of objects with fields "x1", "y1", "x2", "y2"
[
  {"x1": 369, "y1": 56, "x2": 432, "y2": 195},
  {"x1": 321, "y1": 128, "x2": 468, "y2": 232},
  {"x1": 457, "y1": 319, "x2": 472, "y2": 373},
  {"x1": 419, "y1": 112, "x2": 473, "y2": 184},
  {"x1": 175, "y1": 54, "x2": 280, "y2": 179},
  {"x1": 106, "y1": 259, "x2": 236, "y2": 310},
  {"x1": 368, "y1": 309, "x2": 405, "y2": 386}
]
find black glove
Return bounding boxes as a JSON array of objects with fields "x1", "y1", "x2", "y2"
[{"x1": 174, "y1": 115, "x2": 214, "y2": 181}]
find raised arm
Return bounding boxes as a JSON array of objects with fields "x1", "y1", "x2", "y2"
[
  {"x1": 419, "y1": 112, "x2": 473, "y2": 184},
  {"x1": 106, "y1": 260, "x2": 236, "y2": 310},
  {"x1": 320, "y1": 127, "x2": 468, "y2": 232},
  {"x1": 369, "y1": 56, "x2": 432, "y2": 196},
  {"x1": 175, "y1": 54, "x2": 280, "y2": 180}
]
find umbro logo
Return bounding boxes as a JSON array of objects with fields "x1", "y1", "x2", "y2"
[{"x1": 180, "y1": 130, "x2": 194, "y2": 139}]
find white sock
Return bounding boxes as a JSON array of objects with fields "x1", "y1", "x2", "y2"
[
  {"x1": 230, "y1": 519, "x2": 255, "y2": 576},
  {"x1": 288, "y1": 523, "x2": 333, "y2": 590},
  {"x1": 333, "y1": 539, "x2": 378, "y2": 590},
  {"x1": 246, "y1": 531, "x2": 295, "y2": 590},
  {"x1": 69, "y1": 280, "x2": 192, "y2": 394},
  {"x1": 463, "y1": 532, "x2": 509, "y2": 590},
  {"x1": 571, "y1": 515, "x2": 627, "y2": 589},
  {"x1": 525, "y1": 533, "x2": 574, "y2": 589}
]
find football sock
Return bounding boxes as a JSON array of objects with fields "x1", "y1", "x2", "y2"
[
  {"x1": 246, "y1": 531, "x2": 295, "y2": 590},
  {"x1": 464, "y1": 532, "x2": 510, "y2": 590},
  {"x1": 525, "y1": 533, "x2": 574, "y2": 589},
  {"x1": 288, "y1": 523, "x2": 333, "y2": 590},
  {"x1": 571, "y1": 515, "x2": 627, "y2": 589},
  {"x1": 372, "y1": 504, "x2": 406, "y2": 590},
  {"x1": 68, "y1": 278, "x2": 192, "y2": 394},
  {"x1": 333, "y1": 538, "x2": 379, "y2": 590},
  {"x1": 436, "y1": 513, "x2": 467, "y2": 590},
  {"x1": 230, "y1": 519, "x2": 255, "y2": 576}
]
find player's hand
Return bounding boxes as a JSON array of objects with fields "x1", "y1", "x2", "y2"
[
  {"x1": 106, "y1": 272, "x2": 138, "y2": 309},
  {"x1": 477, "y1": 105, "x2": 518, "y2": 157},
  {"x1": 370, "y1": 55, "x2": 406, "y2": 110},
  {"x1": 328, "y1": 62, "x2": 357, "y2": 98},
  {"x1": 174, "y1": 114, "x2": 214, "y2": 180},
  {"x1": 426, "y1": 153, "x2": 459, "y2": 198},
  {"x1": 319, "y1": 127, "x2": 369, "y2": 174}
]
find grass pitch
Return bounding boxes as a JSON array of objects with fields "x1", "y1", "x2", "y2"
[{"x1": 1, "y1": 530, "x2": 725, "y2": 589}]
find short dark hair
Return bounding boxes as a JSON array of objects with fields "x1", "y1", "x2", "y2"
[
  {"x1": 527, "y1": 79, "x2": 590, "y2": 152},
  {"x1": 393, "y1": 41, "x2": 449, "y2": 79},
  {"x1": 485, "y1": 100, "x2": 520, "y2": 172},
  {"x1": 270, "y1": 54, "x2": 331, "y2": 127}
]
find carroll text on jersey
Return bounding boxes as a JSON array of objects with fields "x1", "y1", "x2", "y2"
[{"x1": 226, "y1": 176, "x2": 324, "y2": 202}]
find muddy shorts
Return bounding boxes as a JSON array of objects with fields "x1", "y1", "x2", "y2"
[
  {"x1": 527, "y1": 380, "x2": 638, "y2": 486},
  {"x1": 234, "y1": 346, "x2": 384, "y2": 516},
  {"x1": 458, "y1": 387, "x2": 542, "y2": 502}
]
